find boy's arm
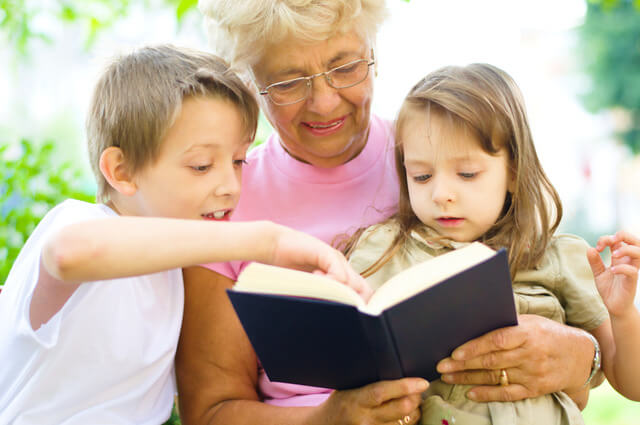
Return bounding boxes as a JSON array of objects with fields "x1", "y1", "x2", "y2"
[
  {"x1": 42, "y1": 217, "x2": 368, "y2": 288},
  {"x1": 32, "y1": 217, "x2": 369, "y2": 329},
  {"x1": 587, "y1": 231, "x2": 640, "y2": 401}
]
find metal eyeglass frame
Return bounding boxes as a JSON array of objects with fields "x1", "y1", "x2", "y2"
[{"x1": 258, "y1": 56, "x2": 376, "y2": 106}]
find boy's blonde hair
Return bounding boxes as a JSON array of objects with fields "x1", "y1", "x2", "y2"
[
  {"x1": 86, "y1": 44, "x2": 259, "y2": 203},
  {"x1": 348, "y1": 64, "x2": 562, "y2": 277},
  {"x1": 199, "y1": 0, "x2": 388, "y2": 72}
]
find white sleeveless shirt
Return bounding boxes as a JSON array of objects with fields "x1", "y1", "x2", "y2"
[{"x1": 0, "y1": 200, "x2": 184, "y2": 425}]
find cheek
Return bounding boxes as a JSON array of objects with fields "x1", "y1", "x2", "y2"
[
  {"x1": 345, "y1": 83, "x2": 373, "y2": 112},
  {"x1": 265, "y1": 102, "x2": 303, "y2": 129}
]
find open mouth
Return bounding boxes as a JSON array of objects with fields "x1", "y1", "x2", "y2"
[
  {"x1": 436, "y1": 217, "x2": 464, "y2": 227},
  {"x1": 301, "y1": 115, "x2": 347, "y2": 135},
  {"x1": 202, "y1": 210, "x2": 231, "y2": 221}
]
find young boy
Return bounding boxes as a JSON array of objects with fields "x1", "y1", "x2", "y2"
[{"x1": 0, "y1": 45, "x2": 368, "y2": 424}]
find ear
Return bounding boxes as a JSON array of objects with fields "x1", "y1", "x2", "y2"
[
  {"x1": 371, "y1": 48, "x2": 378, "y2": 77},
  {"x1": 99, "y1": 147, "x2": 138, "y2": 197}
]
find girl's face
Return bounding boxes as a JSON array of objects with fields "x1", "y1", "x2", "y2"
[
  {"x1": 251, "y1": 30, "x2": 374, "y2": 168},
  {"x1": 402, "y1": 111, "x2": 514, "y2": 242}
]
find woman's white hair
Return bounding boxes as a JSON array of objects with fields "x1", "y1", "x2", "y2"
[{"x1": 199, "y1": 0, "x2": 388, "y2": 72}]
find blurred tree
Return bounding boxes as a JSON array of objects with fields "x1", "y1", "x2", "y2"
[
  {"x1": 0, "y1": 0, "x2": 198, "y2": 55},
  {"x1": 578, "y1": 0, "x2": 640, "y2": 153}
]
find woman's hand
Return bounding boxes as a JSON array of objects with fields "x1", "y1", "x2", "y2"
[
  {"x1": 435, "y1": 314, "x2": 593, "y2": 404},
  {"x1": 267, "y1": 223, "x2": 373, "y2": 300},
  {"x1": 316, "y1": 378, "x2": 428, "y2": 425}
]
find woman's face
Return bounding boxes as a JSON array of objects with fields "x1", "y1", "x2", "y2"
[{"x1": 251, "y1": 30, "x2": 374, "y2": 168}]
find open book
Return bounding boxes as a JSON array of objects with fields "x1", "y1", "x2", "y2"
[{"x1": 228, "y1": 242, "x2": 518, "y2": 389}]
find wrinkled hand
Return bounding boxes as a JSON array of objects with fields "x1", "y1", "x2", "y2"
[
  {"x1": 587, "y1": 230, "x2": 640, "y2": 318},
  {"x1": 317, "y1": 378, "x2": 428, "y2": 425},
  {"x1": 436, "y1": 314, "x2": 591, "y2": 402},
  {"x1": 269, "y1": 224, "x2": 373, "y2": 301}
]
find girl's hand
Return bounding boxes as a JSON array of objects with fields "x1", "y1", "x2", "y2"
[
  {"x1": 587, "y1": 230, "x2": 640, "y2": 318},
  {"x1": 268, "y1": 224, "x2": 373, "y2": 301},
  {"x1": 316, "y1": 378, "x2": 427, "y2": 425}
]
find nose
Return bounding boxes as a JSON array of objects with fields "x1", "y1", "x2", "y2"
[
  {"x1": 431, "y1": 176, "x2": 455, "y2": 205},
  {"x1": 306, "y1": 75, "x2": 341, "y2": 116},
  {"x1": 214, "y1": 163, "x2": 241, "y2": 198}
]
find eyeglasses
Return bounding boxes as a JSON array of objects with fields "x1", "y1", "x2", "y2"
[{"x1": 258, "y1": 58, "x2": 375, "y2": 106}]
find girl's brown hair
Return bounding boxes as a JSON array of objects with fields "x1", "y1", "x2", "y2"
[{"x1": 348, "y1": 63, "x2": 562, "y2": 278}]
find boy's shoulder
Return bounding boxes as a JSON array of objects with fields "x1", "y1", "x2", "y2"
[{"x1": 43, "y1": 199, "x2": 114, "y2": 227}]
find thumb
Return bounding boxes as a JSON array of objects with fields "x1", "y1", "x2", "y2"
[{"x1": 587, "y1": 247, "x2": 606, "y2": 277}]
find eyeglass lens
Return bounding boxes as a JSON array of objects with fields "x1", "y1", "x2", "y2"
[{"x1": 266, "y1": 59, "x2": 372, "y2": 105}]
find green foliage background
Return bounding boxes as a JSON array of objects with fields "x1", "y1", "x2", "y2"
[
  {"x1": 0, "y1": 140, "x2": 94, "y2": 284},
  {"x1": 578, "y1": 0, "x2": 640, "y2": 153}
]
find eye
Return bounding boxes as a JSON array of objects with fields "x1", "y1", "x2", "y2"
[
  {"x1": 458, "y1": 172, "x2": 477, "y2": 179},
  {"x1": 233, "y1": 159, "x2": 248, "y2": 168},
  {"x1": 333, "y1": 62, "x2": 360, "y2": 74},
  {"x1": 190, "y1": 164, "x2": 211, "y2": 172},
  {"x1": 271, "y1": 78, "x2": 305, "y2": 93},
  {"x1": 413, "y1": 174, "x2": 431, "y2": 182}
]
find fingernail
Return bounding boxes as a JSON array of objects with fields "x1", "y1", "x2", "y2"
[
  {"x1": 438, "y1": 361, "x2": 452, "y2": 373},
  {"x1": 467, "y1": 390, "x2": 477, "y2": 400},
  {"x1": 441, "y1": 374, "x2": 453, "y2": 383},
  {"x1": 452, "y1": 349, "x2": 464, "y2": 360},
  {"x1": 416, "y1": 379, "x2": 429, "y2": 391}
]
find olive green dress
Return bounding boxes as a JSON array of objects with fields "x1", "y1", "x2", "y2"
[{"x1": 348, "y1": 222, "x2": 608, "y2": 425}]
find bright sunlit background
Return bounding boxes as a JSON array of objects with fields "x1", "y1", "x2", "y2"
[{"x1": 1, "y1": 1, "x2": 639, "y2": 423}]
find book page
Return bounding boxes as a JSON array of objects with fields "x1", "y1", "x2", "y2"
[
  {"x1": 363, "y1": 242, "x2": 496, "y2": 315},
  {"x1": 234, "y1": 263, "x2": 366, "y2": 308}
]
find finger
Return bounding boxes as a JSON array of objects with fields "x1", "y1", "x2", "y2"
[
  {"x1": 615, "y1": 230, "x2": 640, "y2": 247},
  {"x1": 382, "y1": 407, "x2": 421, "y2": 425},
  {"x1": 359, "y1": 378, "x2": 428, "y2": 407},
  {"x1": 612, "y1": 244, "x2": 640, "y2": 264},
  {"x1": 446, "y1": 324, "x2": 523, "y2": 362},
  {"x1": 466, "y1": 383, "x2": 532, "y2": 402},
  {"x1": 441, "y1": 367, "x2": 521, "y2": 386},
  {"x1": 376, "y1": 394, "x2": 422, "y2": 424},
  {"x1": 586, "y1": 247, "x2": 606, "y2": 277},
  {"x1": 596, "y1": 235, "x2": 616, "y2": 251},
  {"x1": 611, "y1": 263, "x2": 640, "y2": 279}
]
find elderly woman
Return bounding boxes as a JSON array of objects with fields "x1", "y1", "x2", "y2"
[{"x1": 175, "y1": 1, "x2": 601, "y2": 424}]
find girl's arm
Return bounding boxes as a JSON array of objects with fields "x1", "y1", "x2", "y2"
[
  {"x1": 587, "y1": 231, "x2": 640, "y2": 401},
  {"x1": 175, "y1": 266, "x2": 427, "y2": 425},
  {"x1": 31, "y1": 218, "x2": 369, "y2": 329}
]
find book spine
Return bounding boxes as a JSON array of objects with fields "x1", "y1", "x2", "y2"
[{"x1": 359, "y1": 313, "x2": 404, "y2": 380}]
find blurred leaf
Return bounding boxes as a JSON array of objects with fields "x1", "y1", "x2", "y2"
[
  {"x1": 578, "y1": 0, "x2": 640, "y2": 153},
  {"x1": 0, "y1": 139, "x2": 94, "y2": 285},
  {"x1": 176, "y1": 0, "x2": 198, "y2": 22}
]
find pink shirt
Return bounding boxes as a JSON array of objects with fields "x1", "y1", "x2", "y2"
[{"x1": 204, "y1": 114, "x2": 399, "y2": 406}]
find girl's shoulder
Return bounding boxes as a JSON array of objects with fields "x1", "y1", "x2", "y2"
[{"x1": 353, "y1": 220, "x2": 400, "y2": 253}]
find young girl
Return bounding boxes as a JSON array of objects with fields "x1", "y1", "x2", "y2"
[{"x1": 346, "y1": 63, "x2": 639, "y2": 425}]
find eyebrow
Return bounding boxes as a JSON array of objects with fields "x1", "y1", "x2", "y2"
[
  {"x1": 404, "y1": 153, "x2": 485, "y2": 166},
  {"x1": 182, "y1": 143, "x2": 221, "y2": 154},
  {"x1": 270, "y1": 49, "x2": 366, "y2": 80}
]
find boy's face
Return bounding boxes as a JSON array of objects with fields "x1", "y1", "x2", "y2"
[{"x1": 130, "y1": 96, "x2": 251, "y2": 221}]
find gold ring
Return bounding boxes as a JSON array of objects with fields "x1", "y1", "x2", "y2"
[
  {"x1": 499, "y1": 369, "x2": 509, "y2": 386},
  {"x1": 404, "y1": 415, "x2": 411, "y2": 424}
]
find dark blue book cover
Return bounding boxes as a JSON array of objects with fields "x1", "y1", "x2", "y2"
[{"x1": 227, "y1": 248, "x2": 517, "y2": 390}]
